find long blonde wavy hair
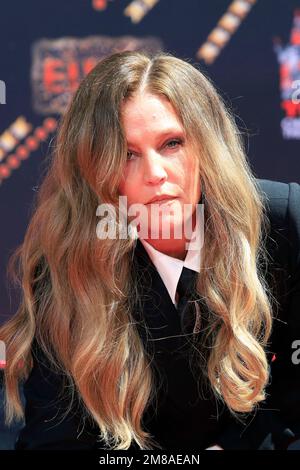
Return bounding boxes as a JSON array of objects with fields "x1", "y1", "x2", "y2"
[{"x1": 0, "y1": 50, "x2": 274, "y2": 450}]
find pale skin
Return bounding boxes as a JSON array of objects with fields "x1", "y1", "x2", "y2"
[
  {"x1": 118, "y1": 92, "x2": 223, "y2": 450},
  {"x1": 118, "y1": 91, "x2": 201, "y2": 261}
]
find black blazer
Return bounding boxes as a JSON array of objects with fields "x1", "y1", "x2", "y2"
[{"x1": 14, "y1": 178, "x2": 300, "y2": 450}]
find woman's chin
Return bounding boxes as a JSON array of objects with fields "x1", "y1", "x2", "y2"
[{"x1": 137, "y1": 218, "x2": 185, "y2": 240}]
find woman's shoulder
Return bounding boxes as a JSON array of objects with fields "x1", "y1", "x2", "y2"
[
  {"x1": 256, "y1": 178, "x2": 300, "y2": 225},
  {"x1": 254, "y1": 178, "x2": 300, "y2": 316},
  {"x1": 256, "y1": 178, "x2": 300, "y2": 267}
]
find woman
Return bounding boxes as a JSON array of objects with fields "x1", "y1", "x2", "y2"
[{"x1": 0, "y1": 50, "x2": 299, "y2": 450}]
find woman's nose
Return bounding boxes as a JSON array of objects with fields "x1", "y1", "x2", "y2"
[{"x1": 142, "y1": 152, "x2": 168, "y2": 185}]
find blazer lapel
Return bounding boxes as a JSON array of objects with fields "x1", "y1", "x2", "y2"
[{"x1": 131, "y1": 239, "x2": 202, "y2": 358}]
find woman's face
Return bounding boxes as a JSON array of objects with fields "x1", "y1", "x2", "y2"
[{"x1": 118, "y1": 92, "x2": 201, "y2": 253}]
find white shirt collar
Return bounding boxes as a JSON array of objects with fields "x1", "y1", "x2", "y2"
[{"x1": 139, "y1": 215, "x2": 202, "y2": 307}]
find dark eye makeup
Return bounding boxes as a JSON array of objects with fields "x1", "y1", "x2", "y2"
[{"x1": 126, "y1": 137, "x2": 184, "y2": 161}]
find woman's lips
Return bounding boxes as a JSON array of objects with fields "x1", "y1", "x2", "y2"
[{"x1": 146, "y1": 197, "x2": 178, "y2": 205}]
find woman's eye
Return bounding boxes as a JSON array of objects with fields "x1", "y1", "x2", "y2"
[
  {"x1": 126, "y1": 151, "x2": 135, "y2": 161},
  {"x1": 126, "y1": 139, "x2": 183, "y2": 160},
  {"x1": 165, "y1": 139, "x2": 182, "y2": 149}
]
